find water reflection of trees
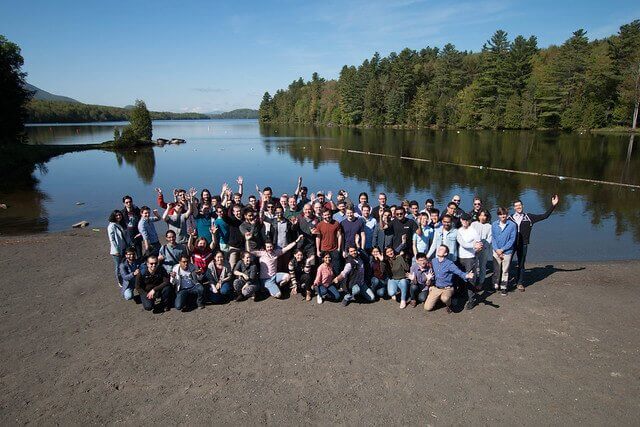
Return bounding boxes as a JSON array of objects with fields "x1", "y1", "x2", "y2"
[
  {"x1": 115, "y1": 147, "x2": 156, "y2": 184},
  {"x1": 261, "y1": 124, "x2": 640, "y2": 242}
]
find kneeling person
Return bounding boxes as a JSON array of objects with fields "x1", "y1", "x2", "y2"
[
  {"x1": 171, "y1": 255, "x2": 206, "y2": 311},
  {"x1": 233, "y1": 252, "x2": 259, "y2": 301},
  {"x1": 334, "y1": 246, "x2": 375, "y2": 306},
  {"x1": 425, "y1": 245, "x2": 473, "y2": 313},
  {"x1": 248, "y1": 235, "x2": 302, "y2": 299}
]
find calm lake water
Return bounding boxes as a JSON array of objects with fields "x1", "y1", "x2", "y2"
[{"x1": 2, "y1": 119, "x2": 638, "y2": 262}]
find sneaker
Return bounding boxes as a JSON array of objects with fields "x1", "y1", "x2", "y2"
[
  {"x1": 316, "y1": 294, "x2": 323, "y2": 304},
  {"x1": 342, "y1": 295, "x2": 352, "y2": 306},
  {"x1": 494, "y1": 283, "x2": 499, "y2": 290},
  {"x1": 517, "y1": 284, "x2": 525, "y2": 292},
  {"x1": 500, "y1": 289, "x2": 507, "y2": 296},
  {"x1": 409, "y1": 300, "x2": 417, "y2": 308},
  {"x1": 198, "y1": 304, "x2": 205, "y2": 310},
  {"x1": 164, "y1": 306, "x2": 171, "y2": 312},
  {"x1": 399, "y1": 300, "x2": 407, "y2": 309},
  {"x1": 465, "y1": 299, "x2": 476, "y2": 310}
]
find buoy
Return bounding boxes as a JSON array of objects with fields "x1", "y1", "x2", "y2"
[{"x1": 75, "y1": 202, "x2": 85, "y2": 206}]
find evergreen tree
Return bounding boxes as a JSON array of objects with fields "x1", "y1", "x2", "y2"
[
  {"x1": 0, "y1": 35, "x2": 33, "y2": 145},
  {"x1": 129, "y1": 99, "x2": 152, "y2": 141}
]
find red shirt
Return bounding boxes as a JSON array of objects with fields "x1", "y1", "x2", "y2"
[
  {"x1": 191, "y1": 247, "x2": 212, "y2": 270},
  {"x1": 316, "y1": 220, "x2": 342, "y2": 251}
]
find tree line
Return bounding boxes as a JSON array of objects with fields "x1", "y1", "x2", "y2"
[
  {"x1": 26, "y1": 99, "x2": 209, "y2": 123},
  {"x1": 259, "y1": 21, "x2": 640, "y2": 130}
]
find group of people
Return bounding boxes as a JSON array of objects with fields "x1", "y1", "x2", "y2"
[{"x1": 107, "y1": 176, "x2": 559, "y2": 313}]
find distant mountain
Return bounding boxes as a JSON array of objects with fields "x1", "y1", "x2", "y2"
[
  {"x1": 210, "y1": 109, "x2": 258, "y2": 119},
  {"x1": 25, "y1": 83, "x2": 81, "y2": 104}
]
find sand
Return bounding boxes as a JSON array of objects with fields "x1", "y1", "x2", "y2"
[{"x1": 0, "y1": 229, "x2": 638, "y2": 425}]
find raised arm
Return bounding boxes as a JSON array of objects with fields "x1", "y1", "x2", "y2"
[
  {"x1": 283, "y1": 235, "x2": 304, "y2": 254},
  {"x1": 530, "y1": 194, "x2": 559, "y2": 224},
  {"x1": 294, "y1": 176, "x2": 303, "y2": 197},
  {"x1": 236, "y1": 176, "x2": 244, "y2": 197}
]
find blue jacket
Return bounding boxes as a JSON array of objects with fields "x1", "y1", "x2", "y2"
[
  {"x1": 427, "y1": 226, "x2": 457, "y2": 261},
  {"x1": 431, "y1": 257, "x2": 468, "y2": 288},
  {"x1": 119, "y1": 260, "x2": 140, "y2": 298},
  {"x1": 491, "y1": 220, "x2": 516, "y2": 255}
]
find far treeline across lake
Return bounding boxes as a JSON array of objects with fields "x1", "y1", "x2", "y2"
[{"x1": 259, "y1": 20, "x2": 640, "y2": 131}]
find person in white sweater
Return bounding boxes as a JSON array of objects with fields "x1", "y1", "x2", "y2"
[
  {"x1": 471, "y1": 209, "x2": 492, "y2": 288},
  {"x1": 456, "y1": 212, "x2": 482, "y2": 310},
  {"x1": 170, "y1": 255, "x2": 206, "y2": 311},
  {"x1": 107, "y1": 210, "x2": 128, "y2": 287}
]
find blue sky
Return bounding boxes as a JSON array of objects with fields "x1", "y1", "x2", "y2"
[{"x1": 1, "y1": 0, "x2": 638, "y2": 112}]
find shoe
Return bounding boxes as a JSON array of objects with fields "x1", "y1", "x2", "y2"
[
  {"x1": 274, "y1": 292, "x2": 282, "y2": 299},
  {"x1": 305, "y1": 291, "x2": 312, "y2": 302},
  {"x1": 164, "y1": 306, "x2": 171, "y2": 312},
  {"x1": 500, "y1": 289, "x2": 507, "y2": 296},
  {"x1": 198, "y1": 304, "x2": 205, "y2": 310},
  {"x1": 410, "y1": 300, "x2": 417, "y2": 308},
  {"x1": 517, "y1": 284, "x2": 525, "y2": 292},
  {"x1": 445, "y1": 306, "x2": 453, "y2": 314},
  {"x1": 494, "y1": 283, "x2": 499, "y2": 290},
  {"x1": 316, "y1": 294, "x2": 323, "y2": 304},
  {"x1": 181, "y1": 307, "x2": 188, "y2": 312},
  {"x1": 342, "y1": 295, "x2": 351, "y2": 306},
  {"x1": 465, "y1": 299, "x2": 476, "y2": 310},
  {"x1": 118, "y1": 283, "x2": 123, "y2": 288},
  {"x1": 399, "y1": 300, "x2": 407, "y2": 309},
  {"x1": 234, "y1": 293, "x2": 244, "y2": 302}
]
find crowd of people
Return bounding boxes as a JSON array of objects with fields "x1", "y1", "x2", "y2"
[{"x1": 107, "y1": 176, "x2": 559, "y2": 313}]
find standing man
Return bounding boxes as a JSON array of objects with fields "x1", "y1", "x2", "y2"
[
  {"x1": 315, "y1": 209, "x2": 343, "y2": 274},
  {"x1": 509, "y1": 195, "x2": 559, "y2": 291},
  {"x1": 390, "y1": 206, "x2": 418, "y2": 259},
  {"x1": 456, "y1": 213, "x2": 483, "y2": 310},
  {"x1": 427, "y1": 214, "x2": 458, "y2": 261},
  {"x1": 341, "y1": 206, "x2": 366, "y2": 253},
  {"x1": 120, "y1": 195, "x2": 142, "y2": 258},
  {"x1": 138, "y1": 206, "x2": 162, "y2": 258},
  {"x1": 372, "y1": 192, "x2": 389, "y2": 221},
  {"x1": 360, "y1": 204, "x2": 377, "y2": 253}
]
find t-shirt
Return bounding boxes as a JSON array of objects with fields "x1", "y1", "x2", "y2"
[
  {"x1": 316, "y1": 220, "x2": 342, "y2": 251},
  {"x1": 341, "y1": 217, "x2": 365, "y2": 249},
  {"x1": 332, "y1": 212, "x2": 347, "y2": 223},
  {"x1": 214, "y1": 217, "x2": 229, "y2": 244},
  {"x1": 166, "y1": 212, "x2": 190, "y2": 243},
  {"x1": 253, "y1": 249, "x2": 283, "y2": 279}
]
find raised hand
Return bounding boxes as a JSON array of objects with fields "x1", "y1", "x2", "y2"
[
  {"x1": 237, "y1": 176, "x2": 244, "y2": 185},
  {"x1": 551, "y1": 194, "x2": 560, "y2": 206},
  {"x1": 326, "y1": 191, "x2": 333, "y2": 200},
  {"x1": 210, "y1": 224, "x2": 218, "y2": 234},
  {"x1": 255, "y1": 184, "x2": 261, "y2": 194},
  {"x1": 155, "y1": 187, "x2": 162, "y2": 195}
]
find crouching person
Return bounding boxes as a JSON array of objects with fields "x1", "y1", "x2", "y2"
[
  {"x1": 204, "y1": 251, "x2": 234, "y2": 303},
  {"x1": 313, "y1": 251, "x2": 341, "y2": 304},
  {"x1": 171, "y1": 255, "x2": 206, "y2": 311},
  {"x1": 233, "y1": 251, "x2": 259, "y2": 301},
  {"x1": 335, "y1": 246, "x2": 375, "y2": 307},
  {"x1": 425, "y1": 245, "x2": 473, "y2": 313},
  {"x1": 288, "y1": 249, "x2": 314, "y2": 301},
  {"x1": 119, "y1": 247, "x2": 140, "y2": 300},
  {"x1": 408, "y1": 252, "x2": 432, "y2": 307},
  {"x1": 247, "y1": 235, "x2": 302, "y2": 299},
  {"x1": 135, "y1": 255, "x2": 174, "y2": 312}
]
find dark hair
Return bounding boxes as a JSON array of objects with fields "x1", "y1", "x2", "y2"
[
  {"x1": 429, "y1": 208, "x2": 440, "y2": 216},
  {"x1": 425, "y1": 198, "x2": 434, "y2": 205},
  {"x1": 300, "y1": 186, "x2": 308, "y2": 192},
  {"x1": 384, "y1": 246, "x2": 396, "y2": 255},
  {"x1": 438, "y1": 244, "x2": 450, "y2": 256},
  {"x1": 320, "y1": 251, "x2": 331, "y2": 258},
  {"x1": 415, "y1": 252, "x2": 427, "y2": 259},
  {"x1": 140, "y1": 206, "x2": 150, "y2": 213},
  {"x1": 240, "y1": 251, "x2": 251, "y2": 259},
  {"x1": 293, "y1": 248, "x2": 304, "y2": 255},
  {"x1": 264, "y1": 239, "x2": 274, "y2": 246},
  {"x1": 442, "y1": 214, "x2": 453, "y2": 222},
  {"x1": 165, "y1": 229, "x2": 176, "y2": 237},
  {"x1": 514, "y1": 199, "x2": 523, "y2": 205},
  {"x1": 201, "y1": 189, "x2": 211, "y2": 200},
  {"x1": 263, "y1": 186, "x2": 273, "y2": 193},
  {"x1": 359, "y1": 192, "x2": 369, "y2": 200},
  {"x1": 361, "y1": 203, "x2": 371, "y2": 210},
  {"x1": 478, "y1": 208, "x2": 489, "y2": 218},
  {"x1": 248, "y1": 195, "x2": 257, "y2": 201},
  {"x1": 179, "y1": 254, "x2": 190, "y2": 262},
  {"x1": 125, "y1": 247, "x2": 136, "y2": 255},
  {"x1": 212, "y1": 195, "x2": 222, "y2": 203},
  {"x1": 378, "y1": 192, "x2": 387, "y2": 198},
  {"x1": 122, "y1": 195, "x2": 132, "y2": 203},
  {"x1": 346, "y1": 245, "x2": 357, "y2": 252},
  {"x1": 108, "y1": 209, "x2": 122, "y2": 223},
  {"x1": 409, "y1": 200, "x2": 419, "y2": 208},
  {"x1": 447, "y1": 202, "x2": 457, "y2": 208},
  {"x1": 497, "y1": 207, "x2": 509, "y2": 216},
  {"x1": 395, "y1": 206, "x2": 405, "y2": 213},
  {"x1": 242, "y1": 207, "x2": 255, "y2": 217}
]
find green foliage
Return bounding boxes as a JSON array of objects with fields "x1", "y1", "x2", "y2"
[
  {"x1": 129, "y1": 100, "x2": 152, "y2": 141},
  {"x1": 0, "y1": 35, "x2": 33, "y2": 145},
  {"x1": 258, "y1": 20, "x2": 640, "y2": 130}
]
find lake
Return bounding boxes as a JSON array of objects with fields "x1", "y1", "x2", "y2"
[{"x1": 2, "y1": 119, "x2": 638, "y2": 262}]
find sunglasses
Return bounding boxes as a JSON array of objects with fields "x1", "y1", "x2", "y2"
[{"x1": 148, "y1": 262, "x2": 157, "y2": 265}]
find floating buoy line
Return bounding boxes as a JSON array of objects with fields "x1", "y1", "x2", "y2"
[{"x1": 320, "y1": 147, "x2": 639, "y2": 190}]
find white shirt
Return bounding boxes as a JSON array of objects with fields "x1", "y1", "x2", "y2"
[{"x1": 457, "y1": 226, "x2": 481, "y2": 259}]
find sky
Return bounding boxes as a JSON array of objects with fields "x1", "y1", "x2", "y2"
[{"x1": 1, "y1": 0, "x2": 638, "y2": 113}]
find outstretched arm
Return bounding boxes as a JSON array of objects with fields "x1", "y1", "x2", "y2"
[{"x1": 530, "y1": 194, "x2": 559, "y2": 224}]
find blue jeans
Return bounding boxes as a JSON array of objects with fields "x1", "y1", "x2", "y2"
[
  {"x1": 317, "y1": 285, "x2": 340, "y2": 300},
  {"x1": 175, "y1": 284, "x2": 205, "y2": 309},
  {"x1": 387, "y1": 278, "x2": 409, "y2": 302},
  {"x1": 112, "y1": 254, "x2": 122, "y2": 285},
  {"x1": 370, "y1": 277, "x2": 387, "y2": 298},
  {"x1": 208, "y1": 281, "x2": 233, "y2": 303},
  {"x1": 261, "y1": 273, "x2": 288, "y2": 296},
  {"x1": 344, "y1": 283, "x2": 375, "y2": 303},
  {"x1": 123, "y1": 287, "x2": 134, "y2": 300}
]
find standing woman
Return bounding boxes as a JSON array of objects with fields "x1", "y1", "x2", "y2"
[
  {"x1": 385, "y1": 246, "x2": 410, "y2": 309},
  {"x1": 471, "y1": 209, "x2": 492, "y2": 288},
  {"x1": 119, "y1": 195, "x2": 142, "y2": 258},
  {"x1": 491, "y1": 207, "x2": 517, "y2": 296},
  {"x1": 108, "y1": 210, "x2": 127, "y2": 287}
]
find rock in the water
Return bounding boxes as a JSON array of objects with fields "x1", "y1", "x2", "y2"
[{"x1": 72, "y1": 221, "x2": 90, "y2": 228}]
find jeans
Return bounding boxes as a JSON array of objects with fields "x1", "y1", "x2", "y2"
[
  {"x1": 233, "y1": 278, "x2": 257, "y2": 297},
  {"x1": 328, "y1": 250, "x2": 343, "y2": 276},
  {"x1": 112, "y1": 254, "x2": 122, "y2": 285},
  {"x1": 476, "y1": 247, "x2": 491, "y2": 287},
  {"x1": 514, "y1": 243, "x2": 528, "y2": 285},
  {"x1": 208, "y1": 281, "x2": 233, "y2": 303},
  {"x1": 261, "y1": 273, "x2": 289, "y2": 296},
  {"x1": 317, "y1": 285, "x2": 341, "y2": 300},
  {"x1": 123, "y1": 287, "x2": 134, "y2": 300},
  {"x1": 409, "y1": 284, "x2": 429, "y2": 303},
  {"x1": 144, "y1": 241, "x2": 161, "y2": 259},
  {"x1": 493, "y1": 253, "x2": 513, "y2": 289},
  {"x1": 175, "y1": 284, "x2": 205, "y2": 309},
  {"x1": 140, "y1": 286, "x2": 174, "y2": 311},
  {"x1": 343, "y1": 283, "x2": 375, "y2": 303},
  {"x1": 459, "y1": 256, "x2": 478, "y2": 301},
  {"x1": 370, "y1": 277, "x2": 387, "y2": 298},
  {"x1": 387, "y1": 278, "x2": 409, "y2": 302}
]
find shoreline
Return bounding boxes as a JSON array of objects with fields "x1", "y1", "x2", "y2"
[{"x1": 0, "y1": 229, "x2": 639, "y2": 424}]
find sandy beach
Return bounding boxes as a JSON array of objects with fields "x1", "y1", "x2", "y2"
[{"x1": 0, "y1": 229, "x2": 638, "y2": 425}]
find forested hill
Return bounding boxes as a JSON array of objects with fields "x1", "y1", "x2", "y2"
[
  {"x1": 26, "y1": 99, "x2": 210, "y2": 123},
  {"x1": 210, "y1": 109, "x2": 259, "y2": 119},
  {"x1": 259, "y1": 20, "x2": 640, "y2": 131}
]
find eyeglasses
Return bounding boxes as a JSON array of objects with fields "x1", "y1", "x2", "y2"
[
  {"x1": 148, "y1": 262, "x2": 157, "y2": 265},
  {"x1": 453, "y1": 199, "x2": 461, "y2": 203},
  {"x1": 473, "y1": 202, "x2": 481, "y2": 206}
]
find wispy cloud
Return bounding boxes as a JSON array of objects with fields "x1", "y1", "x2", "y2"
[{"x1": 192, "y1": 87, "x2": 229, "y2": 93}]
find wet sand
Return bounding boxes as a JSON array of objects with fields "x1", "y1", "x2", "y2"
[{"x1": 0, "y1": 230, "x2": 638, "y2": 425}]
